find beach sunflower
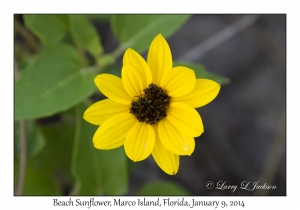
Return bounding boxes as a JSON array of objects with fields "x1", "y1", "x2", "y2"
[{"x1": 83, "y1": 34, "x2": 220, "y2": 175}]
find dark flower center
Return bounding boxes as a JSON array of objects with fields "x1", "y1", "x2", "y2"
[{"x1": 130, "y1": 83, "x2": 171, "y2": 125}]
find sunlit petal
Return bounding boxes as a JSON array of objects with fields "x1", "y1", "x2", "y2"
[
  {"x1": 83, "y1": 99, "x2": 130, "y2": 125},
  {"x1": 122, "y1": 48, "x2": 152, "y2": 97},
  {"x1": 158, "y1": 118, "x2": 195, "y2": 156},
  {"x1": 173, "y1": 79, "x2": 220, "y2": 108},
  {"x1": 122, "y1": 64, "x2": 150, "y2": 97},
  {"x1": 162, "y1": 66, "x2": 196, "y2": 97},
  {"x1": 167, "y1": 102, "x2": 204, "y2": 137},
  {"x1": 124, "y1": 121, "x2": 155, "y2": 162},
  {"x1": 147, "y1": 34, "x2": 172, "y2": 86},
  {"x1": 93, "y1": 113, "x2": 136, "y2": 149},
  {"x1": 152, "y1": 126, "x2": 179, "y2": 175},
  {"x1": 94, "y1": 74, "x2": 132, "y2": 105}
]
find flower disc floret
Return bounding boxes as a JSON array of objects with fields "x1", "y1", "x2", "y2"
[{"x1": 130, "y1": 83, "x2": 171, "y2": 125}]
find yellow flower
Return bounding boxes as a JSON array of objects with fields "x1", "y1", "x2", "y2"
[{"x1": 83, "y1": 34, "x2": 220, "y2": 175}]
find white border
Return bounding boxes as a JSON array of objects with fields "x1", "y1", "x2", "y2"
[{"x1": 3, "y1": 0, "x2": 299, "y2": 209}]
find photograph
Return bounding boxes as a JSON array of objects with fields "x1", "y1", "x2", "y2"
[{"x1": 14, "y1": 14, "x2": 286, "y2": 198}]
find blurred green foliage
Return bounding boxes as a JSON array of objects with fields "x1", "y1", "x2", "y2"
[
  {"x1": 14, "y1": 120, "x2": 45, "y2": 159},
  {"x1": 14, "y1": 14, "x2": 229, "y2": 195},
  {"x1": 69, "y1": 15, "x2": 103, "y2": 59},
  {"x1": 138, "y1": 181, "x2": 190, "y2": 196},
  {"x1": 15, "y1": 44, "x2": 96, "y2": 120},
  {"x1": 24, "y1": 15, "x2": 69, "y2": 45},
  {"x1": 111, "y1": 15, "x2": 191, "y2": 53}
]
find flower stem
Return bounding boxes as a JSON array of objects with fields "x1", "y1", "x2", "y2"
[
  {"x1": 80, "y1": 65, "x2": 100, "y2": 74},
  {"x1": 111, "y1": 43, "x2": 128, "y2": 59},
  {"x1": 16, "y1": 120, "x2": 27, "y2": 195},
  {"x1": 15, "y1": 57, "x2": 27, "y2": 196},
  {"x1": 14, "y1": 58, "x2": 20, "y2": 79}
]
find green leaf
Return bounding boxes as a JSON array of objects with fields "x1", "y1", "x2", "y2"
[
  {"x1": 14, "y1": 120, "x2": 46, "y2": 159},
  {"x1": 97, "y1": 148, "x2": 128, "y2": 195},
  {"x1": 14, "y1": 158, "x2": 61, "y2": 195},
  {"x1": 174, "y1": 61, "x2": 231, "y2": 85},
  {"x1": 14, "y1": 120, "x2": 59, "y2": 195},
  {"x1": 87, "y1": 14, "x2": 111, "y2": 22},
  {"x1": 138, "y1": 181, "x2": 190, "y2": 196},
  {"x1": 69, "y1": 15, "x2": 103, "y2": 58},
  {"x1": 24, "y1": 14, "x2": 69, "y2": 45},
  {"x1": 14, "y1": 44, "x2": 96, "y2": 120},
  {"x1": 39, "y1": 117, "x2": 76, "y2": 183},
  {"x1": 71, "y1": 103, "x2": 128, "y2": 195},
  {"x1": 111, "y1": 15, "x2": 190, "y2": 53}
]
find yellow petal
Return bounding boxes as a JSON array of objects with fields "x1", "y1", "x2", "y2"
[
  {"x1": 161, "y1": 66, "x2": 196, "y2": 97},
  {"x1": 152, "y1": 126, "x2": 179, "y2": 175},
  {"x1": 158, "y1": 118, "x2": 195, "y2": 155},
  {"x1": 147, "y1": 34, "x2": 172, "y2": 86},
  {"x1": 83, "y1": 99, "x2": 130, "y2": 125},
  {"x1": 123, "y1": 49, "x2": 152, "y2": 83},
  {"x1": 124, "y1": 121, "x2": 155, "y2": 162},
  {"x1": 167, "y1": 102, "x2": 204, "y2": 137},
  {"x1": 173, "y1": 79, "x2": 220, "y2": 108},
  {"x1": 122, "y1": 64, "x2": 150, "y2": 97},
  {"x1": 93, "y1": 113, "x2": 136, "y2": 149},
  {"x1": 94, "y1": 74, "x2": 132, "y2": 105}
]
